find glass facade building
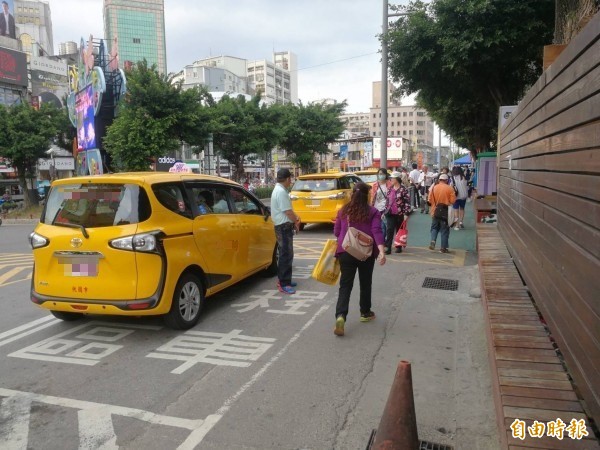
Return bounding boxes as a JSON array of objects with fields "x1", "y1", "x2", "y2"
[{"x1": 103, "y1": 0, "x2": 166, "y2": 74}]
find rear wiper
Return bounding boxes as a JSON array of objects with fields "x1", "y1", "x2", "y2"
[{"x1": 52, "y1": 222, "x2": 89, "y2": 239}]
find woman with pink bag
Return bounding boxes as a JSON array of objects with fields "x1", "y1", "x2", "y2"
[{"x1": 384, "y1": 172, "x2": 412, "y2": 254}]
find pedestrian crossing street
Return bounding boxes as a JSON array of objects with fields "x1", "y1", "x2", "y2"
[{"x1": 0, "y1": 253, "x2": 33, "y2": 287}]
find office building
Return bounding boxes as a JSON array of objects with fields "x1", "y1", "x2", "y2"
[
  {"x1": 103, "y1": 0, "x2": 167, "y2": 73},
  {"x1": 58, "y1": 41, "x2": 77, "y2": 56},
  {"x1": 339, "y1": 112, "x2": 370, "y2": 137},
  {"x1": 14, "y1": 0, "x2": 54, "y2": 57},
  {"x1": 176, "y1": 52, "x2": 298, "y2": 105},
  {"x1": 370, "y1": 81, "x2": 434, "y2": 148}
]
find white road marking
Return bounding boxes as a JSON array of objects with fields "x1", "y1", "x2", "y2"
[
  {"x1": 147, "y1": 330, "x2": 276, "y2": 374},
  {"x1": 8, "y1": 321, "x2": 162, "y2": 365},
  {"x1": 0, "y1": 266, "x2": 29, "y2": 285},
  {"x1": 0, "y1": 316, "x2": 59, "y2": 349},
  {"x1": 0, "y1": 388, "x2": 222, "y2": 450},
  {"x1": 232, "y1": 289, "x2": 327, "y2": 315},
  {"x1": 215, "y1": 304, "x2": 330, "y2": 417}
]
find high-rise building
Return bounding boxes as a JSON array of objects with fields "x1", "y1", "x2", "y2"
[
  {"x1": 58, "y1": 41, "x2": 77, "y2": 56},
  {"x1": 176, "y1": 52, "x2": 298, "y2": 106},
  {"x1": 103, "y1": 0, "x2": 167, "y2": 73},
  {"x1": 14, "y1": 0, "x2": 54, "y2": 57},
  {"x1": 370, "y1": 81, "x2": 434, "y2": 147}
]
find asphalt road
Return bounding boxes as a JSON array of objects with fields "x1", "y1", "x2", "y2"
[{"x1": 0, "y1": 221, "x2": 499, "y2": 449}]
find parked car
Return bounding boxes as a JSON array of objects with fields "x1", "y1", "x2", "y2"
[
  {"x1": 29, "y1": 172, "x2": 277, "y2": 329},
  {"x1": 289, "y1": 171, "x2": 362, "y2": 230},
  {"x1": 353, "y1": 169, "x2": 380, "y2": 184}
]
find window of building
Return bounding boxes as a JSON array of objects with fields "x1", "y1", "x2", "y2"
[
  {"x1": 403, "y1": 130, "x2": 407, "y2": 136},
  {"x1": 409, "y1": 112, "x2": 413, "y2": 116},
  {"x1": 372, "y1": 132, "x2": 376, "y2": 137},
  {"x1": 133, "y1": 38, "x2": 141, "y2": 44},
  {"x1": 391, "y1": 112, "x2": 395, "y2": 117},
  {"x1": 403, "y1": 121, "x2": 407, "y2": 126},
  {"x1": 372, "y1": 123, "x2": 376, "y2": 128},
  {"x1": 403, "y1": 112, "x2": 407, "y2": 117},
  {"x1": 417, "y1": 121, "x2": 425, "y2": 126},
  {"x1": 379, "y1": 113, "x2": 381, "y2": 118},
  {"x1": 417, "y1": 111, "x2": 425, "y2": 116},
  {"x1": 373, "y1": 113, "x2": 376, "y2": 118},
  {"x1": 417, "y1": 130, "x2": 425, "y2": 135},
  {"x1": 409, "y1": 121, "x2": 413, "y2": 126},
  {"x1": 409, "y1": 130, "x2": 413, "y2": 135}
]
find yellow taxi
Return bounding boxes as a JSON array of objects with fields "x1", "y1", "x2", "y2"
[
  {"x1": 353, "y1": 169, "x2": 380, "y2": 184},
  {"x1": 290, "y1": 172, "x2": 362, "y2": 229},
  {"x1": 29, "y1": 172, "x2": 277, "y2": 329}
]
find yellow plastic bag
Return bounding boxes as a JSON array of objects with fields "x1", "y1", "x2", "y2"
[{"x1": 311, "y1": 239, "x2": 341, "y2": 285}]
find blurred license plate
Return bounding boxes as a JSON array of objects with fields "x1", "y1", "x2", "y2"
[
  {"x1": 307, "y1": 199, "x2": 320, "y2": 206},
  {"x1": 57, "y1": 256, "x2": 99, "y2": 277}
]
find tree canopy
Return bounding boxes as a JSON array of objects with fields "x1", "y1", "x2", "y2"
[
  {"x1": 278, "y1": 101, "x2": 347, "y2": 172},
  {"x1": 0, "y1": 103, "x2": 68, "y2": 206},
  {"x1": 386, "y1": 0, "x2": 554, "y2": 152},
  {"x1": 103, "y1": 60, "x2": 212, "y2": 171}
]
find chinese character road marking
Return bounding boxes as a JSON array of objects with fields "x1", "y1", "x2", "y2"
[
  {"x1": 231, "y1": 290, "x2": 327, "y2": 315},
  {"x1": 0, "y1": 316, "x2": 59, "y2": 349},
  {"x1": 292, "y1": 264, "x2": 314, "y2": 279},
  {"x1": 0, "y1": 388, "x2": 221, "y2": 450},
  {"x1": 8, "y1": 322, "x2": 162, "y2": 366},
  {"x1": 147, "y1": 329, "x2": 275, "y2": 374}
]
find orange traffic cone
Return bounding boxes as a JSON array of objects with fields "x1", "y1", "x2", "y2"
[{"x1": 372, "y1": 360, "x2": 419, "y2": 450}]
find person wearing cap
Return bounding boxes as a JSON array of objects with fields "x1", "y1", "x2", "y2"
[
  {"x1": 428, "y1": 173, "x2": 456, "y2": 253},
  {"x1": 271, "y1": 168, "x2": 301, "y2": 294},
  {"x1": 384, "y1": 171, "x2": 412, "y2": 254}
]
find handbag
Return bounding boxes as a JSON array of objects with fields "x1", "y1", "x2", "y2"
[
  {"x1": 311, "y1": 239, "x2": 341, "y2": 285},
  {"x1": 393, "y1": 220, "x2": 408, "y2": 247},
  {"x1": 341, "y1": 217, "x2": 373, "y2": 261},
  {"x1": 430, "y1": 187, "x2": 448, "y2": 221}
]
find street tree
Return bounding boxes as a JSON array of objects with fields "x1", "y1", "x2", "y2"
[
  {"x1": 104, "y1": 60, "x2": 212, "y2": 171},
  {"x1": 279, "y1": 101, "x2": 346, "y2": 172},
  {"x1": 386, "y1": 0, "x2": 554, "y2": 153},
  {"x1": 0, "y1": 103, "x2": 67, "y2": 206},
  {"x1": 210, "y1": 95, "x2": 283, "y2": 182}
]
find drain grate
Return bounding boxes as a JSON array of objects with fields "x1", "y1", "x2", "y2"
[
  {"x1": 420, "y1": 440, "x2": 454, "y2": 450},
  {"x1": 422, "y1": 277, "x2": 459, "y2": 291}
]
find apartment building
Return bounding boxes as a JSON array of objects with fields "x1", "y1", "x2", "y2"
[
  {"x1": 339, "y1": 112, "x2": 370, "y2": 137},
  {"x1": 370, "y1": 81, "x2": 434, "y2": 147},
  {"x1": 15, "y1": 0, "x2": 54, "y2": 57}
]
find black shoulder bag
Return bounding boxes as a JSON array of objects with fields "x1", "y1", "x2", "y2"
[{"x1": 430, "y1": 186, "x2": 448, "y2": 221}]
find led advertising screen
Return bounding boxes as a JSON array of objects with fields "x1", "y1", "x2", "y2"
[
  {"x1": 75, "y1": 84, "x2": 96, "y2": 150},
  {"x1": 0, "y1": 47, "x2": 27, "y2": 87}
]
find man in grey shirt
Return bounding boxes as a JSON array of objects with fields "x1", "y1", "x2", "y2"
[{"x1": 270, "y1": 168, "x2": 301, "y2": 294}]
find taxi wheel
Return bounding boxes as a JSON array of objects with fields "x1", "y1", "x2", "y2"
[
  {"x1": 164, "y1": 274, "x2": 204, "y2": 330},
  {"x1": 50, "y1": 311, "x2": 83, "y2": 321},
  {"x1": 264, "y1": 243, "x2": 279, "y2": 277},
  {"x1": 298, "y1": 222, "x2": 305, "y2": 231}
]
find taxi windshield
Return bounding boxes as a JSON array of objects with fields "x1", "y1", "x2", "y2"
[
  {"x1": 43, "y1": 184, "x2": 151, "y2": 228},
  {"x1": 291, "y1": 179, "x2": 338, "y2": 192}
]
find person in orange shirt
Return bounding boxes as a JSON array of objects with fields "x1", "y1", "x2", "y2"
[{"x1": 428, "y1": 173, "x2": 456, "y2": 253}]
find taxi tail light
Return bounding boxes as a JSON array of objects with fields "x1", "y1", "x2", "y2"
[
  {"x1": 71, "y1": 305, "x2": 88, "y2": 310},
  {"x1": 109, "y1": 231, "x2": 164, "y2": 255},
  {"x1": 128, "y1": 302, "x2": 151, "y2": 310}
]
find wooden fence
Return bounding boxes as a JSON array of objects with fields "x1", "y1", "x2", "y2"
[{"x1": 498, "y1": 12, "x2": 600, "y2": 426}]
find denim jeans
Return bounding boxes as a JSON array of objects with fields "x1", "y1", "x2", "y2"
[
  {"x1": 430, "y1": 217, "x2": 449, "y2": 249},
  {"x1": 274, "y1": 222, "x2": 294, "y2": 286},
  {"x1": 335, "y1": 252, "x2": 376, "y2": 319}
]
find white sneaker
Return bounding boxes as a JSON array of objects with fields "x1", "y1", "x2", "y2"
[{"x1": 454, "y1": 226, "x2": 460, "y2": 231}]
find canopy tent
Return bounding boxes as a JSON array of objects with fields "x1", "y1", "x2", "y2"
[{"x1": 453, "y1": 154, "x2": 473, "y2": 165}]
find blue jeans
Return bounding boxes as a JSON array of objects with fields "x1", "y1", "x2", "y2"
[
  {"x1": 430, "y1": 217, "x2": 449, "y2": 249},
  {"x1": 274, "y1": 222, "x2": 294, "y2": 286}
]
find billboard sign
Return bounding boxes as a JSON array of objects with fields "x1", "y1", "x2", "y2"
[
  {"x1": 0, "y1": 0, "x2": 16, "y2": 40},
  {"x1": 0, "y1": 47, "x2": 27, "y2": 87},
  {"x1": 372, "y1": 137, "x2": 404, "y2": 160}
]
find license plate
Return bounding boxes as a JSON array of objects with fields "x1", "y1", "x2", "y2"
[
  {"x1": 307, "y1": 199, "x2": 320, "y2": 206},
  {"x1": 57, "y1": 256, "x2": 99, "y2": 277}
]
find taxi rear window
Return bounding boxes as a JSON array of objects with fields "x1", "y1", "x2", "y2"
[
  {"x1": 42, "y1": 184, "x2": 151, "y2": 227},
  {"x1": 292, "y1": 179, "x2": 338, "y2": 192}
]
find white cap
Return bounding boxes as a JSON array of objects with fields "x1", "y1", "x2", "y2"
[{"x1": 439, "y1": 174, "x2": 449, "y2": 181}]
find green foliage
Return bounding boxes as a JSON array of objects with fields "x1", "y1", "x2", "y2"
[
  {"x1": 103, "y1": 60, "x2": 212, "y2": 171},
  {"x1": 0, "y1": 102, "x2": 67, "y2": 206},
  {"x1": 253, "y1": 186, "x2": 274, "y2": 199},
  {"x1": 386, "y1": 0, "x2": 554, "y2": 152},
  {"x1": 278, "y1": 101, "x2": 347, "y2": 172},
  {"x1": 211, "y1": 95, "x2": 284, "y2": 181}
]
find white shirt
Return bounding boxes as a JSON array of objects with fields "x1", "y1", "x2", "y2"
[
  {"x1": 409, "y1": 169, "x2": 421, "y2": 185},
  {"x1": 373, "y1": 182, "x2": 388, "y2": 212}
]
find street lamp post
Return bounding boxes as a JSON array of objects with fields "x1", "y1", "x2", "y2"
[{"x1": 380, "y1": 3, "x2": 408, "y2": 170}]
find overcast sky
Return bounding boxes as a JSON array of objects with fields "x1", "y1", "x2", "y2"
[{"x1": 48, "y1": 0, "x2": 412, "y2": 114}]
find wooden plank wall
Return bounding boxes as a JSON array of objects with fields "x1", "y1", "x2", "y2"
[{"x1": 498, "y1": 12, "x2": 600, "y2": 427}]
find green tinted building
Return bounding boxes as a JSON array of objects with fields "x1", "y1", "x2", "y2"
[{"x1": 103, "y1": 0, "x2": 167, "y2": 73}]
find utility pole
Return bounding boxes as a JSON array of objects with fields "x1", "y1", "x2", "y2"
[
  {"x1": 437, "y1": 126, "x2": 441, "y2": 170},
  {"x1": 380, "y1": 0, "x2": 389, "y2": 170}
]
